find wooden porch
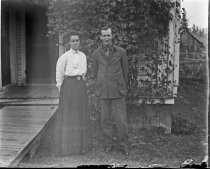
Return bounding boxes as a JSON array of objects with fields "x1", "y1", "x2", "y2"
[{"x1": 0, "y1": 85, "x2": 59, "y2": 167}]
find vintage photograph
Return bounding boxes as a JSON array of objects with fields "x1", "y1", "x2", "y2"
[{"x1": 0, "y1": 0, "x2": 208, "y2": 167}]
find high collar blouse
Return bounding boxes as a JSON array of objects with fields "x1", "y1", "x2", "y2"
[{"x1": 56, "y1": 48, "x2": 87, "y2": 88}]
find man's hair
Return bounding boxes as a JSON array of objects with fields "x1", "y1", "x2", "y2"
[{"x1": 100, "y1": 25, "x2": 112, "y2": 34}]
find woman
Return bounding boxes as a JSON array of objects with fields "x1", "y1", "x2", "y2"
[{"x1": 54, "y1": 32, "x2": 93, "y2": 156}]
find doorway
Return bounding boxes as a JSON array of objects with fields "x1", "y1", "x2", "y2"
[
  {"x1": 25, "y1": 4, "x2": 58, "y2": 84},
  {"x1": 1, "y1": 3, "x2": 11, "y2": 86}
]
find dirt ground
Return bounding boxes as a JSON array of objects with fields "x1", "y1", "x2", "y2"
[{"x1": 18, "y1": 79, "x2": 208, "y2": 168}]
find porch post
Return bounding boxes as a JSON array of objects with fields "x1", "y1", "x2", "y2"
[
  {"x1": 0, "y1": 3, "x2": 2, "y2": 91},
  {"x1": 58, "y1": 33, "x2": 65, "y2": 56},
  {"x1": 16, "y1": 9, "x2": 26, "y2": 86},
  {"x1": 168, "y1": 0, "x2": 181, "y2": 97},
  {"x1": 9, "y1": 6, "x2": 17, "y2": 85},
  {"x1": 173, "y1": 0, "x2": 181, "y2": 96}
]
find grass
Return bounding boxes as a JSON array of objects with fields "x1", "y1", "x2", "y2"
[{"x1": 18, "y1": 79, "x2": 208, "y2": 168}]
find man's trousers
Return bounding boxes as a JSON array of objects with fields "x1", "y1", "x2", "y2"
[{"x1": 100, "y1": 97, "x2": 129, "y2": 148}]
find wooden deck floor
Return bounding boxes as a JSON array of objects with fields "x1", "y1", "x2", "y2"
[
  {"x1": 0, "y1": 105, "x2": 57, "y2": 167},
  {"x1": 0, "y1": 85, "x2": 59, "y2": 167},
  {"x1": 0, "y1": 84, "x2": 59, "y2": 99}
]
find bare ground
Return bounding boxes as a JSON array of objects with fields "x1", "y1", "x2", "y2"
[{"x1": 18, "y1": 80, "x2": 208, "y2": 168}]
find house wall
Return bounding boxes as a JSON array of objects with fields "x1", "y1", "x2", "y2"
[{"x1": 136, "y1": 0, "x2": 180, "y2": 104}]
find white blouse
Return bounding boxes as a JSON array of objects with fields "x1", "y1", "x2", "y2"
[{"x1": 56, "y1": 48, "x2": 87, "y2": 89}]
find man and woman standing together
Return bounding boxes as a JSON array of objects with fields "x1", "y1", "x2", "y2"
[{"x1": 55, "y1": 25, "x2": 129, "y2": 156}]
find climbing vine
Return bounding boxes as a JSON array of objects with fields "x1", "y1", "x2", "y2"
[{"x1": 46, "y1": 0, "x2": 179, "y2": 108}]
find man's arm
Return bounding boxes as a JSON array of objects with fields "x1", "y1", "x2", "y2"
[
  {"x1": 92, "y1": 52, "x2": 98, "y2": 79},
  {"x1": 121, "y1": 49, "x2": 128, "y2": 82}
]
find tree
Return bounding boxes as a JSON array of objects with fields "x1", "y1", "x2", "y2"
[
  {"x1": 191, "y1": 24, "x2": 197, "y2": 33},
  {"x1": 180, "y1": 8, "x2": 188, "y2": 30}
]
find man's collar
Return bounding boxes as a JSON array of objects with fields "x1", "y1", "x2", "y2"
[{"x1": 101, "y1": 44, "x2": 115, "y2": 51}]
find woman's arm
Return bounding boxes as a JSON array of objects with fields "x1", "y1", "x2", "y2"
[
  {"x1": 56, "y1": 54, "x2": 67, "y2": 92},
  {"x1": 81, "y1": 53, "x2": 87, "y2": 80}
]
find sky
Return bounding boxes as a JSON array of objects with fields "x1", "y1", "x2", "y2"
[{"x1": 181, "y1": 0, "x2": 208, "y2": 29}]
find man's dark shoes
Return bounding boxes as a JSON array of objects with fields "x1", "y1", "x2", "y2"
[
  {"x1": 119, "y1": 147, "x2": 129, "y2": 156},
  {"x1": 113, "y1": 136, "x2": 118, "y2": 143},
  {"x1": 105, "y1": 145, "x2": 113, "y2": 153}
]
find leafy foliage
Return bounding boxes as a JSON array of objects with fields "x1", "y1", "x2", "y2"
[
  {"x1": 47, "y1": 0, "x2": 174, "y2": 54},
  {"x1": 46, "y1": 0, "x2": 178, "y2": 116}
]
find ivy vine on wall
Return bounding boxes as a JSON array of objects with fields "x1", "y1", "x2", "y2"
[{"x1": 46, "y1": 0, "x2": 179, "y2": 106}]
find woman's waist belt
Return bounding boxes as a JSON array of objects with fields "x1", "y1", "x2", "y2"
[{"x1": 65, "y1": 75, "x2": 82, "y2": 80}]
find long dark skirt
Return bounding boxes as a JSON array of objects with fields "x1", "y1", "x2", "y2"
[{"x1": 54, "y1": 77, "x2": 93, "y2": 156}]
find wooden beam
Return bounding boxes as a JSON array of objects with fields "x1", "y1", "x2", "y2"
[
  {"x1": 58, "y1": 33, "x2": 65, "y2": 56},
  {"x1": 9, "y1": 6, "x2": 17, "y2": 85},
  {"x1": 16, "y1": 9, "x2": 26, "y2": 86},
  {"x1": 0, "y1": 2, "x2": 2, "y2": 91},
  {"x1": 168, "y1": 0, "x2": 181, "y2": 98},
  {"x1": 173, "y1": 0, "x2": 181, "y2": 96}
]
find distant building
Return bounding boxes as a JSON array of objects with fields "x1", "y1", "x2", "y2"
[
  {"x1": 179, "y1": 29, "x2": 206, "y2": 81},
  {"x1": 180, "y1": 29, "x2": 205, "y2": 54}
]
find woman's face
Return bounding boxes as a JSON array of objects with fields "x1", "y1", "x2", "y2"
[{"x1": 69, "y1": 35, "x2": 80, "y2": 51}]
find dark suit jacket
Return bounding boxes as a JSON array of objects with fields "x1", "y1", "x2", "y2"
[{"x1": 92, "y1": 45, "x2": 128, "y2": 98}]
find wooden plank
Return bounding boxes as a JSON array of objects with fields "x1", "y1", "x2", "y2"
[
  {"x1": 0, "y1": 110, "x2": 55, "y2": 115},
  {"x1": 0, "y1": 118, "x2": 47, "y2": 124},
  {"x1": 0, "y1": 85, "x2": 59, "y2": 99},
  {"x1": 0, "y1": 141, "x2": 26, "y2": 146},
  {"x1": 0, "y1": 113, "x2": 53, "y2": 119},
  {"x1": 0, "y1": 99, "x2": 59, "y2": 105},
  {"x1": 0, "y1": 136, "x2": 35, "y2": 142},
  {"x1": 0, "y1": 150, "x2": 19, "y2": 156},
  {"x1": 0, "y1": 109, "x2": 55, "y2": 116},
  {"x1": 0, "y1": 132, "x2": 37, "y2": 138},
  {"x1": 0, "y1": 123, "x2": 46, "y2": 128},
  {"x1": 0, "y1": 145, "x2": 23, "y2": 149},
  {"x1": 2, "y1": 105, "x2": 56, "y2": 110},
  {"x1": 0, "y1": 122, "x2": 47, "y2": 128},
  {"x1": 0, "y1": 125, "x2": 40, "y2": 131},
  {"x1": 0, "y1": 114, "x2": 52, "y2": 120}
]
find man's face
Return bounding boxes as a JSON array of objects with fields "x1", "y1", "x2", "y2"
[
  {"x1": 100, "y1": 28, "x2": 113, "y2": 46},
  {"x1": 69, "y1": 35, "x2": 80, "y2": 50}
]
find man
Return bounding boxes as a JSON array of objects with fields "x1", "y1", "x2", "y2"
[{"x1": 92, "y1": 25, "x2": 129, "y2": 155}]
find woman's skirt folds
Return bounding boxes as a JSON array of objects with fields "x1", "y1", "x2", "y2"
[{"x1": 54, "y1": 77, "x2": 93, "y2": 156}]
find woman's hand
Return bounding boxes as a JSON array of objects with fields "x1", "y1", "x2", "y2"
[
  {"x1": 57, "y1": 87, "x2": 61, "y2": 92},
  {"x1": 82, "y1": 75, "x2": 86, "y2": 81}
]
